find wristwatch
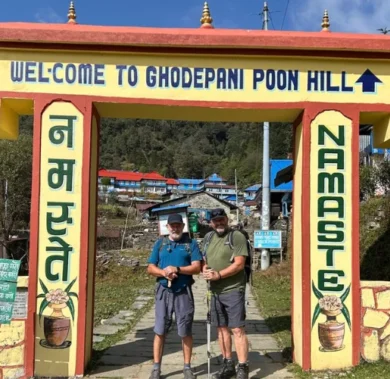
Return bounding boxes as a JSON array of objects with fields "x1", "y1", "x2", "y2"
[{"x1": 176, "y1": 266, "x2": 181, "y2": 273}]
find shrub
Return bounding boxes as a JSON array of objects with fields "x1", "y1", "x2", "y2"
[{"x1": 360, "y1": 165, "x2": 377, "y2": 200}]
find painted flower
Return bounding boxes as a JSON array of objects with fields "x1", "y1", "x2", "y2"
[
  {"x1": 319, "y1": 295, "x2": 343, "y2": 311},
  {"x1": 45, "y1": 289, "x2": 69, "y2": 305}
]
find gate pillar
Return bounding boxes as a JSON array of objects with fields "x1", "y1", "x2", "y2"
[
  {"x1": 292, "y1": 106, "x2": 360, "y2": 371},
  {"x1": 26, "y1": 98, "x2": 99, "y2": 377}
]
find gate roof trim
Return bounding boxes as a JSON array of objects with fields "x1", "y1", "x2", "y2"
[{"x1": 1, "y1": 23, "x2": 390, "y2": 56}]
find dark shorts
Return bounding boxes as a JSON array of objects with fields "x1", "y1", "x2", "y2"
[
  {"x1": 154, "y1": 284, "x2": 195, "y2": 338},
  {"x1": 211, "y1": 288, "x2": 246, "y2": 329}
]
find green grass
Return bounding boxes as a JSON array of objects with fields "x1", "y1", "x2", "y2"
[
  {"x1": 360, "y1": 197, "x2": 390, "y2": 281},
  {"x1": 94, "y1": 264, "x2": 153, "y2": 326},
  {"x1": 90, "y1": 263, "x2": 155, "y2": 370},
  {"x1": 252, "y1": 262, "x2": 390, "y2": 378},
  {"x1": 251, "y1": 262, "x2": 292, "y2": 351},
  {"x1": 290, "y1": 360, "x2": 390, "y2": 378}
]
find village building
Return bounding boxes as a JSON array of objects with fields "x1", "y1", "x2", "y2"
[
  {"x1": 98, "y1": 169, "x2": 179, "y2": 195},
  {"x1": 146, "y1": 190, "x2": 238, "y2": 221}
]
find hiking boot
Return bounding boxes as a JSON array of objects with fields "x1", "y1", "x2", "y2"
[
  {"x1": 149, "y1": 368, "x2": 161, "y2": 379},
  {"x1": 212, "y1": 359, "x2": 236, "y2": 379},
  {"x1": 183, "y1": 367, "x2": 196, "y2": 379},
  {"x1": 236, "y1": 363, "x2": 249, "y2": 379}
]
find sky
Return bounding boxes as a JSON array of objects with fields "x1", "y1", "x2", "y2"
[{"x1": 1, "y1": 0, "x2": 389, "y2": 34}]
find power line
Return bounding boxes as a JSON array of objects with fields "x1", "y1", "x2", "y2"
[
  {"x1": 281, "y1": 0, "x2": 290, "y2": 30},
  {"x1": 269, "y1": 12, "x2": 276, "y2": 30}
]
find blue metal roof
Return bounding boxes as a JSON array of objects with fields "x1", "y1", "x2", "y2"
[
  {"x1": 271, "y1": 160, "x2": 293, "y2": 192},
  {"x1": 245, "y1": 184, "x2": 261, "y2": 192},
  {"x1": 206, "y1": 173, "x2": 225, "y2": 182},
  {"x1": 223, "y1": 195, "x2": 238, "y2": 201},
  {"x1": 178, "y1": 178, "x2": 205, "y2": 185},
  {"x1": 151, "y1": 204, "x2": 190, "y2": 213}
]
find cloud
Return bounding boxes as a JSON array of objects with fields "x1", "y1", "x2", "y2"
[
  {"x1": 35, "y1": 8, "x2": 64, "y2": 24},
  {"x1": 291, "y1": 0, "x2": 390, "y2": 34}
]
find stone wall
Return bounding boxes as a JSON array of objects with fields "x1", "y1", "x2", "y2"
[
  {"x1": 0, "y1": 277, "x2": 28, "y2": 379},
  {"x1": 166, "y1": 193, "x2": 233, "y2": 216},
  {"x1": 361, "y1": 281, "x2": 390, "y2": 362}
]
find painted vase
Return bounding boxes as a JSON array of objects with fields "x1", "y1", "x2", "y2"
[
  {"x1": 318, "y1": 309, "x2": 345, "y2": 351},
  {"x1": 49, "y1": 302, "x2": 67, "y2": 318},
  {"x1": 43, "y1": 303, "x2": 70, "y2": 347}
]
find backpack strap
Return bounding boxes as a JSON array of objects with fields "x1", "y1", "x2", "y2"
[
  {"x1": 202, "y1": 231, "x2": 215, "y2": 262},
  {"x1": 228, "y1": 230, "x2": 252, "y2": 261},
  {"x1": 228, "y1": 230, "x2": 236, "y2": 263},
  {"x1": 157, "y1": 236, "x2": 168, "y2": 262},
  {"x1": 184, "y1": 237, "x2": 193, "y2": 255}
]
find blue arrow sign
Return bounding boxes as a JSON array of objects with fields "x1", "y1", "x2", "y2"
[{"x1": 356, "y1": 69, "x2": 382, "y2": 93}]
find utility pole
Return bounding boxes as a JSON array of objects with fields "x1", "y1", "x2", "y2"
[
  {"x1": 4, "y1": 180, "x2": 8, "y2": 224},
  {"x1": 262, "y1": 1, "x2": 270, "y2": 31},
  {"x1": 261, "y1": 1, "x2": 271, "y2": 270},
  {"x1": 235, "y1": 169, "x2": 239, "y2": 222}
]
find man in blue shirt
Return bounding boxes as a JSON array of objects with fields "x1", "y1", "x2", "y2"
[{"x1": 147, "y1": 213, "x2": 202, "y2": 379}]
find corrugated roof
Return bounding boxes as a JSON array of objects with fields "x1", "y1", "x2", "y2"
[
  {"x1": 166, "y1": 178, "x2": 180, "y2": 185},
  {"x1": 206, "y1": 173, "x2": 226, "y2": 182},
  {"x1": 99, "y1": 169, "x2": 177, "y2": 183},
  {"x1": 99, "y1": 169, "x2": 143, "y2": 181},
  {"x1": 245, "y1": 184, "x2": 261, "y2": 191},
  {"x1": 223, "y1": 195, "x2": 238, "y2": 201},
  {"x1": 178, "y1": 178, "x2": 205, "y2": 185},
  {"x1": 142, "y1": 172, "x2": 167, "y2": 181},
  {"x1": 205, "y1": 184, "x2": 236, "y2": 189},
  {"x1": 151, "y1": 204, "x2": 190, "y2": 213}
]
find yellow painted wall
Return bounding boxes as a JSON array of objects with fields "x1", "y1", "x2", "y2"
[
  {"x1": 0, "y1": 99, "x2": 19, "y2": 140},
  {"x1": 2, "y1": 50, "x2": 390, "y2": 105},
  {"x1": 310, "y1": 111, "x2": 353, "y2": 370},
  {"x1": 0, "y1": 277, "x2": 28, "y2": 379},
  {"x1": 35, "y1": 102, "x2": 84, "y2": 377},
  {"x1": 293, "y1": 122, "x2": 303, "y2": 366}
]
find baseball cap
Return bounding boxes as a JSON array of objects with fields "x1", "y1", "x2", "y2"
[
  {"x1": 167, "y1": 214, "x2": 184, "y2": 224},
  {"x1": 210, "y1": 208, "x2": 227, "y2": 220}
]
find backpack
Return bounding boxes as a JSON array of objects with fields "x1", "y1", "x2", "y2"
[{"x1": 202, "y1": 229, "x2": 253, "y2": 284}]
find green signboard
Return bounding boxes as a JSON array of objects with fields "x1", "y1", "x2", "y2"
[
  {"x1": 0, "y1": 282, "x2": 17, "y2": 302},
  {"x1": 0, "y1": 259, "x2": 20, "y2": 282},
  {"x1": 0, "y1": 259, "x2": 21, "y2": 324}
]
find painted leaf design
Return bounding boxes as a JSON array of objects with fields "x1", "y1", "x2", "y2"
[
  {"x1": 67, "y1": 297, "x2": 75, "y2": 322},
  {"x1": 341, "y1": 306, "x2": 352, "y2": 331},
  {"x1": 68, "y1": 292, "x2": 79, "y2": 299},
  {"x1": 312, "y1": 281, "x2": 323, "y2": 300},
  {"x1": 312, "y1": 303, "x2": 322, "y2": 328},
  {"x1": 38, "y1": 299, "x2": 50, "y2": 325},
  {"x1": 64, "y1": 278, "x2": 77, "y2": 294},
  {"x1": 340, "y1": 284, "x2": 351, "y2": 303},
  {"x1": 39, "y1": 279, "x2": 49, "y2": 295},
  {"x1": 36, "y1": 294, "x2": 46, "y2": 299}
]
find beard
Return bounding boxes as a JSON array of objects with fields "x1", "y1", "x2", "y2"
[
  {"x1": 170, "y1": 231, "x2": 183, "y2": 241},
  {"x1": 215, "y1": 225, "x2": 228, "y2": 236}
]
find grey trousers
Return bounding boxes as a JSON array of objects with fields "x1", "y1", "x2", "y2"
[{"x1": 154, "y1": 284, "x2": 195, "y2": 337}]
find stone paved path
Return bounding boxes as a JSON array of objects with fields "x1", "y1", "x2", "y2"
[{"x1": 89, "y1": 277, "x2": 293, "y2": 379}]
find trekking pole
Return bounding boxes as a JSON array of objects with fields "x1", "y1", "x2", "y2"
[{"x1": 206, "y1": 278, "x2": 211, "y2": 379}]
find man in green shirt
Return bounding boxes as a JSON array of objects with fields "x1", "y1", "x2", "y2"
[{"x1": 203, "y1": 208, "x2": 249, "y2": 379}]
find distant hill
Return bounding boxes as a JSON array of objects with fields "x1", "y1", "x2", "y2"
[{"x1": 19, "y1": 116, "x2": 292, "y2": 188}]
